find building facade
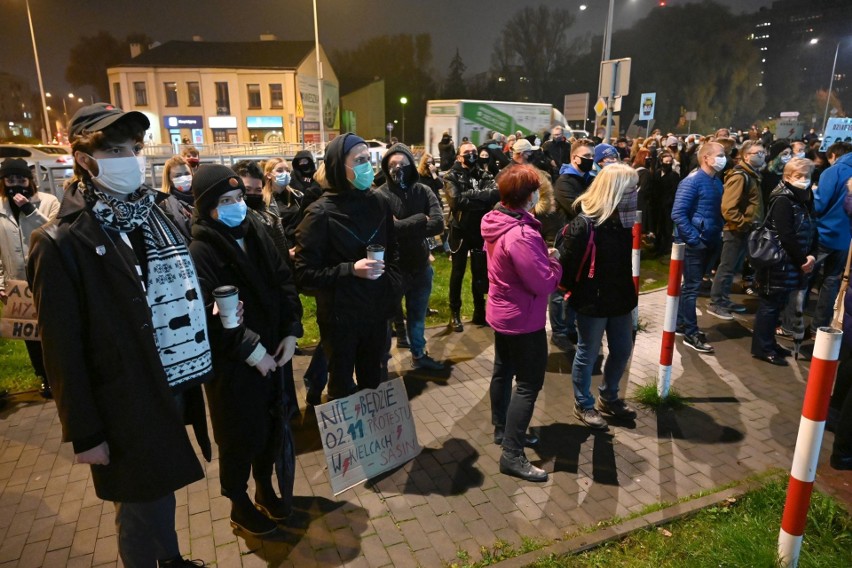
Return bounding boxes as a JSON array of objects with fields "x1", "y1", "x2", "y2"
[
  {"x1": 107, "y1": 38, "x2": 339, "y2": 146},
  {"x1": 0, "y1": 73, "x2": 39, "y2": 141}
]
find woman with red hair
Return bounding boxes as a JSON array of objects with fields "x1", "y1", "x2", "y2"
[{"x1": 481, "y1": 164, "x2": 562, "y2": 482}]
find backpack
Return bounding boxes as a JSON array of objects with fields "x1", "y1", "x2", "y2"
[{"x1": 555, "y1": 214, "x2": 596, "y2": 298}]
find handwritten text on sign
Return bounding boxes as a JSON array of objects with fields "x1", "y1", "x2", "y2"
[
  {"x1": 0, "y1": 280, "x2": 40, "y2": 341},
  {"x1": 315, "y1": 378, "x2": 421, "y2": 495}
]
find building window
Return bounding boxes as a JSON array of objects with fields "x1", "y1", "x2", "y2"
[
  {"x1": 164, "y1": 82, "x2": 178, "y2": 107},
  {"x1": 215, "y1": 82, "x2": 230, "y2": 115},
  {"x1": 113, "y1": 82, "x2": 122, "y2": 108},
  {"x1": 134, "y1": 81, "x2": 148, "y2": 106},
  {"x1": 247, "y1": 84, "x2": 262, "y2": 109},
  {"x1": 187, "y1": 82, "x2": 201, "y2": 106},
  {"x1": 269, "y1": 84, "x2": 283, "y2": 109}
]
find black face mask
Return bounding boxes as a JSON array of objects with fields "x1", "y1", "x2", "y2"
[
  {"x1": 662, "y1": 162, "x2": 673, "y2": 172},
  {"x1": 577, "y1": 156, "x2": 594, "y2": 173},
  {"x1": 463, "y1": 153, "x2": 477, "y2": 167},
  {"x1": 477, "y1": 156, "x2": 490, "y2": 167},
  {"x1": 244, "y1": 194, "x2": 265, "y2": 211},
  {"x1": 294, "y1": 161, "x2": 315, "y2": 179},
  {"x1": 5, "y1": 185, "x2": 32, "y2": 199}
]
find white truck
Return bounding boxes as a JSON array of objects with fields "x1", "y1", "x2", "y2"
[{"x1": 424, "y1": 99, "x2": 565, "y2": 158}]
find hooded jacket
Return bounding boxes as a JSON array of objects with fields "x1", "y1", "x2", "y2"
[
  {"x1": 481, "y1": 205, "x2": 562, "y2": 335},
  {"x1": 814, "y1": 152, "x2": 852, "y2": 251},
  {"x1": 378, "y1": 143, "x2": 444, "y2": 272},
  {"x1": 554, "y1": 163, "x2": 590, "y2": 223},
  {"x1": 289, "y1": 149, "x2": 324, "y2": 213},
  {"x1": 438, "y1": 135, "x2": 456, "y2": 171},
  {"x1": 294, "y1": 133, "x2": 402, "y2": 323},
  {"x1": 443, "y1": 161, "x2": 500, "y2": 247}
]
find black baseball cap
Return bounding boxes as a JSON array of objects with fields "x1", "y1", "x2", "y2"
[{"x1": 68, "y1": 103, "x2": 150, "y2": 139}]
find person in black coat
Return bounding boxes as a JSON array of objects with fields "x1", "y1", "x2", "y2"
[
  {"x1": 290, "y1": 149, "x2": 324, "y2": 214},
  {"x1": 649, "y1": 151, "x2": 680, "y2": 254},
  {"x1": 418, "y1": 152, "x2": 449, "y2": 252},
  {"x1": 294, "y1": 133, "x2": 403, "y2": 398},
  {"x1": 438, "y1": 131, "x2": 456, "y2": 171},
  {"x1": 28, "y1": 103, "x2": 212, "y2": 567},
  {"x1": 752, "y1": 158, "x2": 817, "y2": 365}
]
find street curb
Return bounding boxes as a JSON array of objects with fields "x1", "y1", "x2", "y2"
[{"x1": 493, "y1": 479, "x2": 765, "y2": 567}]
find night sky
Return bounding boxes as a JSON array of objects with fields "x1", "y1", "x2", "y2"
[{"x1": 3, "y1": 0, "x2": 773, "y2": 99}]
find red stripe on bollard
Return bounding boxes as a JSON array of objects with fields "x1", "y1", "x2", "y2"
[
  {"x1": 801, "y1": 358, "x2": 838, "y2": 421},
  {"x1": 667, "y1": 260, "x2": 683, "y2": 297},
  {"x1": 781, "y1": 476, "x2": 814, "y2": 536},
  {"x1": 660, "y1": 331, "x2": 675, "y2": 365}
]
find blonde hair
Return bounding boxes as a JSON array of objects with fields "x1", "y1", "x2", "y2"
[
  {"x1": 573, "y1": 163, "x2": 638, "y2": 223},
  {"x1": 262, "y1": 157, "x2": 288, "y2": 207},
  {"x1": 784, "y1": 157, "x2": 815, "y2": 177},
  {"x1": 314, "y1": 161, "x2": 329, "y2": 190},
  {"x1": 417, "y1": 153, "x2": 434, "y2": 177},
  {"x1": 161, "y1": 155, "x2": 189, "y2": 194}
]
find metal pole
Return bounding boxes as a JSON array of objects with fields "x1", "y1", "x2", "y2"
[
  {"x1": 26, "y1": 0, "x2": 52, "y2": 143},
  {"x1": 402, "y1": 104, "x2": 406, "y2": 143},
  {"x1": 603, "y1": 0, "x2": 615, "y2": 141},
  {"x1": 821, "y1": 41, "x2": 841, "y2": 136},
  {"x1": 312, "y1": 0, "x2": 326, "y2": 152}
]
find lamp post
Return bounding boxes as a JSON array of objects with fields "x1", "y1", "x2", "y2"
[
  {"x1": 400, "y1": 96, "x2": 408, "y2": 143},
  {"x1": 312, "y1": 0, "x2": 325, "y2": 151},
  {"x1": 25, "y1": 0, "x2": 51, "y2": 142},
  {"x1": 820, "y1": 38, "x2": 849, "y2": 136}
]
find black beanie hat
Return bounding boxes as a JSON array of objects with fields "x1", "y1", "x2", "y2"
[
  {"x1": 768, "y1": 140, "x2": 792, "y2": 162},
  {"x1": 0, "y1": 158, "x2": 33, "y2": 179},
  {"x1": 191, "y1": 164, "x2": 245, "y2": 215}
]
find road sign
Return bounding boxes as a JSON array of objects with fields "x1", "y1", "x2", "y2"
[
  {"x1": 295, "y1": 91, "x2": 305, "y2": 119},
  {"x1": 685, "y1": 111, "x2": 697, "y2": 121},
  {"x1": 386, "y1": 122, "x2": 394, "y2": 132},
  {"x1": 594, "y1": 98, "x2": 607, "y2": 116},
  {"x1": 599, "y1": 58, "x2": 631, "y2": 99},
  {"x1": 639, "y1": 92, "x2": 656, "y2": 121},
  {"x1": 564, "y1": 93, "x2": 590, "y2": 121}
]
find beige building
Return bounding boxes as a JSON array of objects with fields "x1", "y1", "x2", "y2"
[{"x1": 107, "y1": 37, "x2": 339, "y2": 146}]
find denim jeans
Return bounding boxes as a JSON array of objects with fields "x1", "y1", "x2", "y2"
[
  {"x1": 572, "y1": 312, "x2": 634, "y2": 409},
  {"x1": 548, "y1": 291, "x2": 567, "y2": 336},
  {"x1": 710, "y1": 230, "x2": 747, "y2": 306},
  {"x1": 752, "y1": 289, "x2": 788, "y2": 356},
  {"x1": 781, "y1": 244, "x2": 847, "y2": 330},
  {"x1": 677, "y1": 243, "x2": 717, "y2": 336},
  {"x1": 490, "y1": 329, "x2": 548, "y2": 453},
  {"x1": 403, "y1": 265, "x2": 434, "y2": 357}
]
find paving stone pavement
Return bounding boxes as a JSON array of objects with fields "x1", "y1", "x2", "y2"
[{"x1": 1, "y1": 288, "x2": 850, "y2": 567}]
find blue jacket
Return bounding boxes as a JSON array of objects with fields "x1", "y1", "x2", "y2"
[
  {"x1": 814, "y1": 152, "x2": 852, "y2": 251},
  {"x1": 671, "y1": 168, "x2": 724, "y2": 248}
]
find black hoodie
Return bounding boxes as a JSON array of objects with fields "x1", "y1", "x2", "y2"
[
  {"x1": 378, "y1": 143, "x2": 444, "y2": 272},
  {"x1": 294, "y1": 133, "x2": 402, "y2": 323},
  {"x1": 290, "y1": 149, "x2": 324, "y2": 213}
]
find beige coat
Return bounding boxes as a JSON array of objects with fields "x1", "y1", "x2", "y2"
[{"x1": 0, "y1": 191, "x2": 60, "y2": 290}]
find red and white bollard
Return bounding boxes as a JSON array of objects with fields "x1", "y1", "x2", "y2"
[
  {"x1": 632, "y1": 211, "x2": 642, "y2": 295},
  {"x1": 778, "y1": 327, "x2": 843, "y2": 567},
  {"x1": 657, "y1": 243, "x2": 685, "y2": 398}
]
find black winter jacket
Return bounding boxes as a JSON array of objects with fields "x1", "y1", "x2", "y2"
[
  {"x1": 554, "y1": 170, "x2": 589, "y2": 222},
  {"x1": 443, "y1": 161, "x2": 499, "y2": 248},
  {"x1": 758, "y1": 182, "x2": 817, "y2": 294}
]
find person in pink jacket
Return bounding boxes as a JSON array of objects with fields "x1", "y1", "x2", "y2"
[{"x1": 481, "y1": 164, "x2": 563, "y2": 482}]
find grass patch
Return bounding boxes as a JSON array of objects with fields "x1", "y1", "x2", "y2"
[
  {"x1": 639, "y1": 252, "x2": 670, "y2": 292},
  {"x1": 0, "y1": 303, "x2": 40, "y2": 394},
  {"x1": 633, "y1": 381, "x2": 688, "y2": 411},
  {"x1": 448, "y1": 537, "x2": 548, "y2": 568}
]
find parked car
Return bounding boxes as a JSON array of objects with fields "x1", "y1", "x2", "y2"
[{"x1": 0, "y1": 144, "x2": 74, "y2": 193}]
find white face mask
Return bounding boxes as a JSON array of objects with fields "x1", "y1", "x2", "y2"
[
  {"x1": 789, "y1": 178, "x2": 811, "y2": 190},
  {"x1": 712, "y1": 156, "x2": 727, "y2": 172},
  {"x1": 90, "y1": 155, "x2": 146, "y2": 195},
  {"x1": 172, "y1": 174, "x2": 192, "y2": 193},
  {"x1": 527, "y1": 189, "x2": 540, "y2": 211}
]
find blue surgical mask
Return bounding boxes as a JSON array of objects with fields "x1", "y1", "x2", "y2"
[
  {"x1": 350, "y1": 161, "x2": 374, "y2": 191},
  {"x1": 275, "y1": 172, "x2": 291, "y2": 187},
  {"x1": 217, "y1": 200, "x2": 247, "y2": 227}
]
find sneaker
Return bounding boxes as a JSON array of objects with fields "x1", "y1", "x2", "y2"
[
  {"x1": 159, "y1": 557, "x2": 207, "y2": 567},
  {"x1": 683, "y1": 333, "x2": 714, "y2": 353},
  {"x1": 724, "y1": 302, "x2": 747, "y2": 313},
  {"x1": 675, "y1": 325, "x2": 686, "y2": 337},
  {"x1": 412, "y1": 354, "x2": 444, "y2": 371},
  {"x1": 499, "y1": 452, "x2": 548, "y2": 482},
  {"x1": 550, "y1": 333, "x2": 573, "y2": 352},
  {"x1": 707, "y1": 304, "x2": 734, "y2": 320},
  {"x1": 596, "y1": 398, "x2": 638, "y2": 419},
  {"x1": 775, "y1": 326, "x2": 794, "y2": 339},
  {"x1": 573, "y1": 404, "x2": 609, "y2": 430}
]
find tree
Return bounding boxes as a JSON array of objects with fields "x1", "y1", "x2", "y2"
[
  {"x1": 442, "y1": 49, "x2": 467, "y2": 99},
  {"x1": 66, "y1": 32, "x2": 153, "y2": 101}
]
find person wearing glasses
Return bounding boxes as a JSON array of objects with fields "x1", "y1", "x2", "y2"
[
  {"x1": 0, "y1": 158, "x2": 60, "y2": 399},
  {"x1": 444, "y1": 142, "x2": 500, "y2": 332},
  {"x1": 707, "y1": 141, "x2": 766, "y2": 321}
]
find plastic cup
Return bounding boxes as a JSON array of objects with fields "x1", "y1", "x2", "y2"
[
  {"x1": 366, "y1": 244, "x2": 385, "y2": 261},
  {"x1": 212, "y1": 285, "x2": 239, "y2": 329}
]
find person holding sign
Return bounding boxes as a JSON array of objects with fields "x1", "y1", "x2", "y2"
[
  {"x1": 0, "y1": 158, "x2": 59, "y2": 398},
  {"x1": 189, "y1": 164, "x2": 304, "y2": 537},
  {"x1": 481, "y1": 164, "x2": 562, "y2": 482}
]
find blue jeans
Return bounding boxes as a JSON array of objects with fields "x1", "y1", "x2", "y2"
[
  {"x1": 677, "y1": 243, "x2": 717, "y2": 336},
  {"x1": 572, "y1": 312, "x2": 634, "y2": 409},
  {"x1": 403, "y1": 265, "x2": 434, "y2": 357},
  {"x1": 781, "y1": 245, "x2": 847, "y2": 331},
  {"x1": 710, "y1": 230, "x2": 747, "y2": 306}
]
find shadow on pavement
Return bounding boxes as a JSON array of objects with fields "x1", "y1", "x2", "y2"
[{"x1": 384, "y1": 437, "x2": 484, "y2": 496}]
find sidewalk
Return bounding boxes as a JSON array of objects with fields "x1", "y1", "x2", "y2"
[{"x1": 0, "y1": 288, "x2": 849, "y2": 567}]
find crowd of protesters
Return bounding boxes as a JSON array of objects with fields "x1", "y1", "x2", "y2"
[{"x1": 3, "y1": 100, "x2": 851, "y2": 566}]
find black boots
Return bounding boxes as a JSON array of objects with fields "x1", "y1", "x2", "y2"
[
  {"x1": 229, "y1": 492, "x2": 276, "y2": 536},
  {"x1": 254, "y1": 482, "x2": 291, "y2": 521},
  {"x1": 38, "y1": 377, "x2": 52, "y2": 400},
  {"x1": 499, "y1": 451, "x2": 548, "y2": 482},
  {"x1": 450, "y1": 311, "x2": 463, "y2": 332}
]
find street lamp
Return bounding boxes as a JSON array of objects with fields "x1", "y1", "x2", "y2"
[
  {"x1": 25, "y1": 0, "x2": 51, "y2": 142},
  {"x1": 819, "y1": 38, "x2": 850, "y2": 136},
  {"x1": 400, "y1": 97, "x2": 408, "y2": 143},
  {"x1": 312, "y1": 0, "x2": 325, "y2": 151}
]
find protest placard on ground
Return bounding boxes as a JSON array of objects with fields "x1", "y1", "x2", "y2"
[
  {"x1": 314, "y1": 377, "x2": 421, "y2": 495},
  {"x1": 0, "y1": 280, "x2": 39, "y2": 341}
]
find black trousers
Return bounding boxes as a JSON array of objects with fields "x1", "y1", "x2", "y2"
[
  {"x1": 752, "y1": 289, "x2": 788, "y2": 357},
  {"x1": 490, "y1": 329, "x2": 548, "y2": 454},
  {"x1": 832, "y1": 344, "x2": 852, "y2": 455},
  {"x1": 114, "y1": 493, "x2": 179, "y2": 568},
  {"x1": 25, "y1": 340, "x2": 48, "y2": 381},
  {"x1": 449, "y1": 240, "x2": 487, "y2": 313},
  {"x1": 319, "y1": 318, "x2": 388, "y2": 398}
]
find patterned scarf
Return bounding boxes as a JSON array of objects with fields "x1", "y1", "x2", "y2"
[{"x1": 82, "y1": 181, "x2": 213, "y2": 390}]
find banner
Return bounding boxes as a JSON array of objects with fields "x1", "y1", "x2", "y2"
[
  {"x1": 0, "y1": 280, "x2": 39, "y2": 341},
  {"x1": 639, "y1": 92, "x2": 656, "y2": 121},
  {"x1": 315, "y1": 377, "x2": 421, "y2": 495},
  {"x1": 820, "y1": 117, "x2": 852, "y2": 152}
]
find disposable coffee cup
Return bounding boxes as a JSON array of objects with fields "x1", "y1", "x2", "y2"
[
  {"x1": 366, "y1": 244, "x2": 385, "y2": 261},
  {"x1": 212, "y1": 285, "x2": 240, "y2": 329}
]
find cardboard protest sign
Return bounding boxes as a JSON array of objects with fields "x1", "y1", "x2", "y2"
[
  {"x1": 0, "y1": 280, "x2": 39, "y2": 341},
  {"x1": 820, "y1": 117, "x2": 852, "y2": 152},
  {"x1": 314, "y1": 377, "x2": 421, "y2": 495}
]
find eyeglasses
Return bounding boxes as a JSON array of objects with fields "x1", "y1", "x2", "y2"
[{"x1": 748, "y1": 151, "x2": 766, "y2": 157}]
